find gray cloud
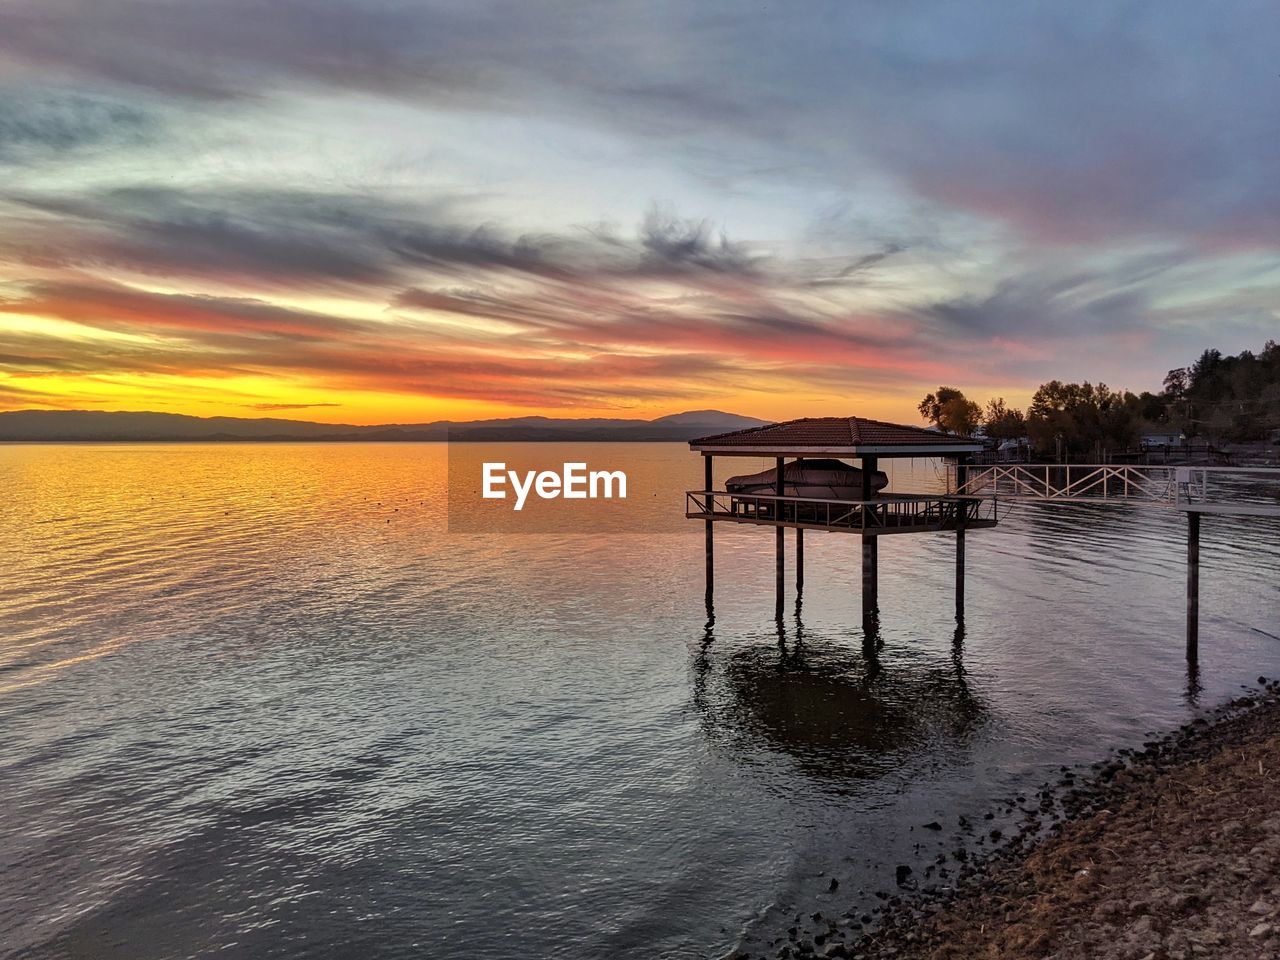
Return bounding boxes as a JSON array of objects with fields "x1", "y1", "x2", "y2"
[
  {"x1": 4, "y1": 1, "x2": 1278, "y2": 250},
  {"x1": 0, "y1": 90, "x2": 156, "y2": 163},
  {"x1": 2, "y1": 187, "x2": 773, "y2": 293},
  {"x1": 3, "y1": 1, "x2": 1279, "y2": 250}
]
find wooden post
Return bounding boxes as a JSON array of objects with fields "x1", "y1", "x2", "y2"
[
  {"x1": 704, "y1": 454, "x2": 714, "y2": 599},
  {"x1": 795, "y1": 528, "x2": 804, "y2": 592},
  {"x1": 794, "y1": 457, "x2": 804, "y2": 593},
  {"x1": 775, "y1": 456, "x2": 785, "y2": 619},
  {"x1": 861, "y1": 455, "x2": 878, "y2": 622},
  {"x1": 955, "y1": 455, "x2": 969, "y2": 619},
  {"x1": 1187, "y1": 511, "x2": 1200, "y2": 663}
]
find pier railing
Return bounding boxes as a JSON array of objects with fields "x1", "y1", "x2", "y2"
[
  {"x1": 950, "y1": 464, "x2": 1183, "y2": 503},
  {"x1": 686, "y1": 490, "x2": 998, "y2": 534},
  {"x1": 950, "y1": 464, "x2": 1280, "y2": 516}
]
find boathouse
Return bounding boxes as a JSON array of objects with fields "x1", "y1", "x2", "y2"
[{"x1": 687, "y1": 416, "x2": 996, "y2": 621}]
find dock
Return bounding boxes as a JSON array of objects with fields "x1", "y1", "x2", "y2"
[
  {"x1": 688, "y1": 416, "x2": 992, "y2": 624},
  {"x1": 688, "y1": 418, "x2": 1280, "y2": 661}
]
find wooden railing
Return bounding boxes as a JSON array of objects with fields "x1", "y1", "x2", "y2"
[
  {"x1": 686, "y1": 490, "x2": 998, "y2": 533},
  {"x1": 951, "y1": 464, "x2": 1280, "y2": 515}
]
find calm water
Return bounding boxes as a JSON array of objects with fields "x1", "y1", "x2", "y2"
[{"x1": 2, "y1": 443, "x2": 1279, "y2": 960}]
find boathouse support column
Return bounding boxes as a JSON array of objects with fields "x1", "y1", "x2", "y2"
[
  {"x1": 1187, "y1": 511, "x2": 1200, "y2": 663},
  {"x1": 861, "y1": 455, "x2": 878, "y2": 623},
  {"x1": 704, "y1": 454, "x2": 714, "y2": 598},
  {"x1": 794, "y1": 457, "x2": 804, "y2": 593},
  {"x1": 775, "y1": 457, "x2": 785, "y2": 619},
  {"x1": 796, "y1": 528, "x2": 804, "y2": 592}
]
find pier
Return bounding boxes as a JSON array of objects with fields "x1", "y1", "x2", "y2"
[
  {"x1": 687, "y1": 417, "x2": 993, "y2": 624},
  {"x1": 951, "y1": 462, "x2": 1280, "y2": 662},
  {"x1": 689, "y1": 420, "x2": 1280, "y2": 662}
]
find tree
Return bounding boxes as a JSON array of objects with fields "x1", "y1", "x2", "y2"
[
  {"x1": 1162, "y1": 368, "x2": 1189, "y2": 399},
  {"x1": 1027, "y1": 381, "x2": 1141, "y2": 460},
  {"x1": 982, "y1": 397, "x2": 1027, "y2": 441},
  {"x1": 1168, "y1": 342, "x2": 1280, "y2": 441},
  {"x1": 918, "y1": 387, "x2": 981, "y2": 435},
  {"x1": 1136, "y1": 391, "x2": 1167, "y2": 424},
  {"x1": 1190, "y1": 349, "x2": 1223, "y2": 394}
]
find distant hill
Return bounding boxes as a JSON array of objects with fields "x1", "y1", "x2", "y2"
[{"x1": 0, "y1": 409, "x2": 769, "y2": 442}]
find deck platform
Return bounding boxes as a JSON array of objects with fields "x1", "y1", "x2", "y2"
[{"x1": 685, "y1": 490, "x2": 999, "y2": 536}]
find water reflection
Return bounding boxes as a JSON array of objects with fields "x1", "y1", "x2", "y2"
[
  {"x1": 692, "y1": 604, "x2": 987, "y2": 789},
  {"x1": 1185, "y1": 658, "x2": 1203, "y2": 707}
]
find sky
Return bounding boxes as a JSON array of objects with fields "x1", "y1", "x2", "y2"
[{"x1": 0, "y1": 0, "x2": 1277, "y2": 425}]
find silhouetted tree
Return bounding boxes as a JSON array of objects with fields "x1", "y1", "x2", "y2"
[
  {"x1": 1027, "y1": 381, "x2": 1140, "y2": 460},
  {"x1": 918, "y1": 387, "x2": 981, "y2": 435},
  {"x1": 1163, "y1": 342, "x2": 1280, "y2": 441},
  {"x1": 982, "y1": 397, "x2": 1027, "y2": 441},
  {"x1": 1162, "y1": 368, "x2": 1189, "y2": 399}
]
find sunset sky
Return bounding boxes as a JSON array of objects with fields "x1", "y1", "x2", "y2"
[{"x1": 1, "y1": 1, "x2": 1278, "y2": 425}]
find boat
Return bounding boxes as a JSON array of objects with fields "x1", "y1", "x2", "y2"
[{"x1": 725, "y1": 458, "x2": 888, "y2": 500}]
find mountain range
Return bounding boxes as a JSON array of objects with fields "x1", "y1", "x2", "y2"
[{"x1": 0, "y1": 409, "x2": 769, "y2": 442}]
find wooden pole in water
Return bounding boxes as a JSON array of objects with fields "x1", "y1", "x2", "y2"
[
  {"x1": 861, "y1": 455, "x2": 878, "y2": 622},
  {"x1": 1187, "y1": 511, "x2": 1200, "y2": 663},
  {"x1": 704, "y1": 454, "x2": 714, "y2": 598},
  {"x1": 775, "y1": 457, "x2": 785, "y2": 619},
  {"x1": 795, "y1": 528, "x2": 804, "y2": 591},
  {"x1": 955, "y1": 455, "x2": 968, "y2": 619},
  {"x1": 795, "y1": 457, "x2": 804, "y2": 593}
]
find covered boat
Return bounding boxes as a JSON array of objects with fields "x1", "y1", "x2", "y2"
[{"x1": 725, "y1": 458, "x2": 888, "y2": 500}]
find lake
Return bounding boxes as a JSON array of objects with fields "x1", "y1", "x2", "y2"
[{"x1": 2, "y1": 443, "x2": 1278, "y2": 959}]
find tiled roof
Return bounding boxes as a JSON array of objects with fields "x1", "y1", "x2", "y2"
[{"x1": 690, "y1": 416, "x2": 978, "y2": 449}]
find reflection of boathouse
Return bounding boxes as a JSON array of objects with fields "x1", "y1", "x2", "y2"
[
  {"x1": 691, "y1": 619, "x2": 987, "y2": 787},
  {"x1": 687, "y1": 417, "x2": 997, "y2": 621}
]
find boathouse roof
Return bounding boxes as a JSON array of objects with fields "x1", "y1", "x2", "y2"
[{"x1": 689, "y1": 416, "x2": 983, "y2": 457}]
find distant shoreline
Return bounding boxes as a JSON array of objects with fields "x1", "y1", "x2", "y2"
[
  {"x1": 0, "y1": 408, "x2": 769, "y2": 445},
  {"x1": 0, "y1": 436, "x2": 703, "y2": 444}
]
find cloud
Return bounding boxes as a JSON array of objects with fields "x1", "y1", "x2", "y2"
[
  {"x1": 0, "y1": 280, "x2": 377, "y2": 341},
  {"x1": 246, "y1": 402, "x2": 342, "y2": 411},
  {"x1": 3, "y1": 0, "x2": 1280, "y2": 416},
  {"x1": 636, "y1": 208, "x2": 760, "y2": 275},
  {"x1": 5, "y1": 1, "x2": 1278, "y2": 250},
  {"x1": 0, "y1": 90, "x2": 157, "y2": 163},
  {"x1": 1, "y1": 187, "x2": 780, "y2": 298}
]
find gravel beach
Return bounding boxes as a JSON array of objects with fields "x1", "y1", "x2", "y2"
[{"x1": 747, "y1": 681, "x2": 1280, "y2": 960}]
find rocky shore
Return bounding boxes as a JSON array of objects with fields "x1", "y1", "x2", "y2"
[{"x1": 742, "y1": 680, "x2": 1280, "y2": 960}]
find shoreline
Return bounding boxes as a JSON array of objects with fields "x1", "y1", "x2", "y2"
[{"x1": 741, "y1": 679, "x2": 1280, "y2": 960}]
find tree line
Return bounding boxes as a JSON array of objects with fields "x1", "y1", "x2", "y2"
[{"x1": 917, "y1": 340, "x2": 1280, "y2": 460}]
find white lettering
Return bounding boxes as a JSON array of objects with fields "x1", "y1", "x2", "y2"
[
  {"x1": 590, "y1": 469, "x2": 626, "y2": 499},
  {"x1": 562, "y1": 462, "x2": 587, "y2": 498},
  {"x1": 482, "y1": 462, "x2": 506, "y2": 499},
  {"x1": 534, "y1": 470, "x2": 561, "y2": 499},
  {"x1": 510, "y1": 469, "x2": 536, "y2": 511},
  {"x1": 481, "y1": 462, "x2": 628, "y2": 510}
]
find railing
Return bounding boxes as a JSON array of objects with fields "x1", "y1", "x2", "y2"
[
  {"x1": 686, "y1": 490, "x2": 998, "y2": 532},
  {"x1": 950, "y1": 464, "x2": 1184, "y2": 503},
  {"x1": 951, "y1": 464, "x2": 1280, "y2": 515}
]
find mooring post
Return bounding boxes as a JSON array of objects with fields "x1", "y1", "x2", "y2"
[
  {"x1": 775, "y1": 456, "x2": 785, "y2": 619},
  {"x1": 1187, "y1": 511, "x2": 1200, "y2": 663},
  {"x1": 955, "y1": 455, "x2": 969, "y2": 618},
  {"x1": 861, "y1": 455, "x2": 878, "y2": 622},
  {"x1": 704, "y1": 454, "x2": 714, "y2": 599}
]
